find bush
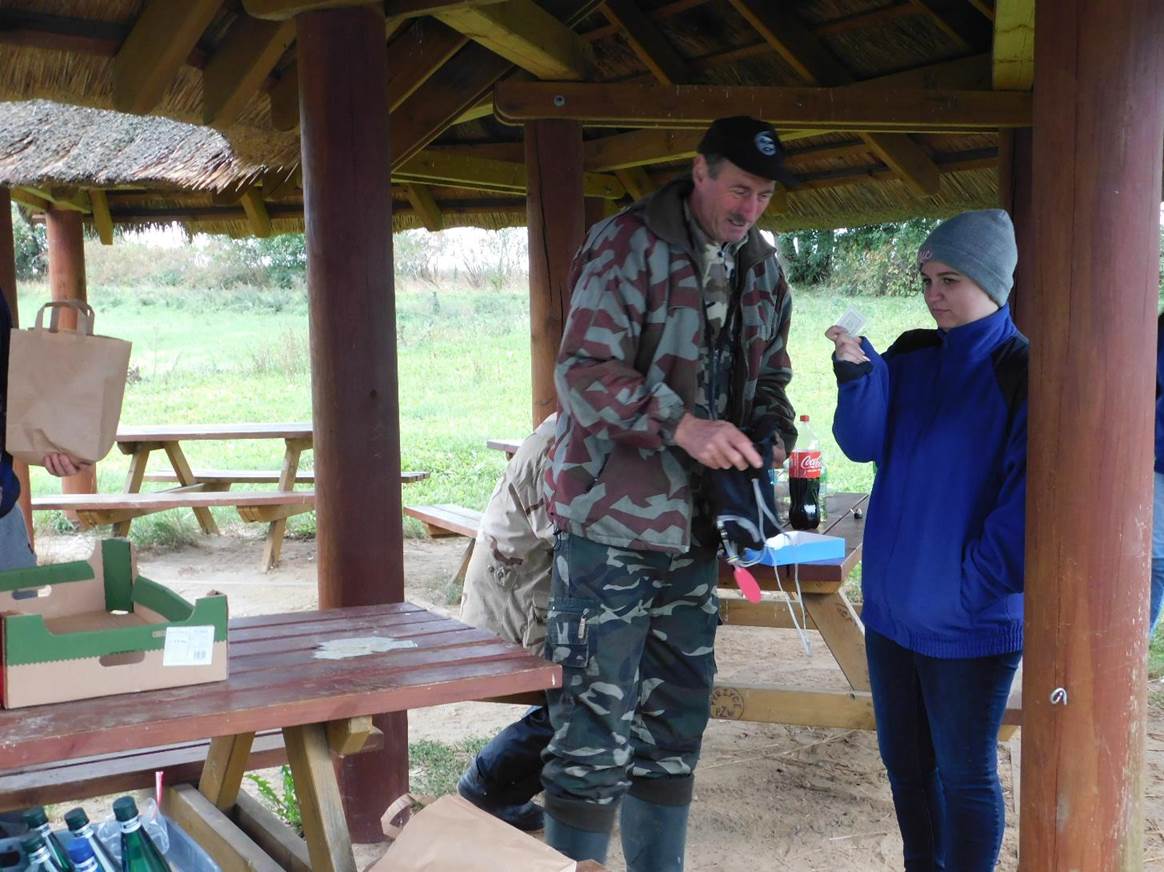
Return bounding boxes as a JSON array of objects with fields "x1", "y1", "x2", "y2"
[
  {"x1": 828, "y1": 219, "x2": 939, "y2": 297},
  {"x1": 11, "y1": 204, "x2": 46, "y2": 280}
]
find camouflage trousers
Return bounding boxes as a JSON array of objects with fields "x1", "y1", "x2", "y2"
[{"x1": 540, "y1": 532, "x2": 719, "y2": 814}]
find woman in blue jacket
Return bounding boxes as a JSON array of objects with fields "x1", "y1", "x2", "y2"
[{"x1": 826, "y1": 210, "x2": 1025, "y2": 871}]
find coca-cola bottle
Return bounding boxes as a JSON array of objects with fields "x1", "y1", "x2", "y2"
[{"x1": 789, "y1": 414, "x2": 822, "y2": 530}]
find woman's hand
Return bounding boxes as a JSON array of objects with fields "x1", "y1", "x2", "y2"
[
  {"x1": 44, "y1": 453, "x2": 92, "y2": 477},
  {"x1": 825, "y1": 325, "x2": 869, "y2": 364}
]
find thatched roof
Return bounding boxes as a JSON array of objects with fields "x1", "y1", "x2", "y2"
[{"x1": 0, "y1": 0, "x2": 1023, "y2": 235}]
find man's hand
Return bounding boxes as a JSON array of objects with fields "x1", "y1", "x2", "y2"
[
  {"x1": 44, "y1": 453, "x2": 92, "y2": 478},
  {"x1": 825, "y1": 325, "x2": 869, "y2": 364},
  {"x1": 674, "y1": 414, "x2": 762, "y2": 470}
]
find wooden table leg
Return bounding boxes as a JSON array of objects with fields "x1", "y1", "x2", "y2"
[
  {"x1": 112, "y1": 445, "x2": 153, "y2": 537},
  {"x1": 164, "y1": 441, "x2": 220, "y2": 535},
  {"x1": 283, "y1": 723, "x2": 357, "y2": 872},
  {"x1": 263, "y1": 439, "x2": 307, "y2": 572},
  {"x1": 198, "y1": 732, "x2": 256, "y2": 810},
  {"x1": 802, "y1": 591, "x2": 870, "y2": 692}
]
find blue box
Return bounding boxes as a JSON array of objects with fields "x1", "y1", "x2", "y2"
[{"x1": 745, "y1": 531, "x2": 846, "y2": 567}]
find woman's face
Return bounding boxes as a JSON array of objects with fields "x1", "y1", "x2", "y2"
[{"x1": 919, "y1": 259, "x2": 999, "y2": 330}]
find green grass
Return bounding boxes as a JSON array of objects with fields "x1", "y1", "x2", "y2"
[
  {"x1": 19, "y1": 279, "x2": 934, "y2": 544},
  {"x1": 408, "y1": 737, "x2": 490, "y2": 798}
]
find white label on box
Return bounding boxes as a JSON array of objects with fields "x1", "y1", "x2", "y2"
[
  {"x1": 163, "y1": 625, "x2": 215, "y2": 667},
  {"x1": 834, "y1": 306, "x2": 868, "y2": 337}
]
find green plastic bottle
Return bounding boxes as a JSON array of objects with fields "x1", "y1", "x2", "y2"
[
  {"x1": 22, "y1": 807, "x2": 72, "y2": 871},
  {"x1": 111, "y1": 798, "x2": 171, "y2": 872},
  {"x1": 20, "y1": 834, "x2": 68, "y2": 872},
  {"x1": 63, "y1": 807, "x2": 118, "y2": 872}
]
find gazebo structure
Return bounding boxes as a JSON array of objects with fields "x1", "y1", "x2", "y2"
[{"x1": 0, "y1": 1, "x2": 1159, "y2": 867}]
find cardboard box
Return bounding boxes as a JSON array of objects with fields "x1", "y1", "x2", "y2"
[
  {"x1": 747, "y1": 530, "x2": 846, "y2": 567},
  {"x1": 0, "y1": 539, "x2": 228, "y2": 708}
]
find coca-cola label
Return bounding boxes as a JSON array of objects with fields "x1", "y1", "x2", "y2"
[{"x1": 790, "y1": 450, "x2": 822, "y2": 479}]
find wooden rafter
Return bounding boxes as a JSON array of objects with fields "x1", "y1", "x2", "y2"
[
  {"x1": 260, "y1": 166, "x2": 301, "y2": 199},
  {"x1": 239, "y1": 189, "x2": 272, "y2": 237},
  {"x1": 383, "y1": 0, "x2": 509, "y2": 13},
  {"x1": 909, "y1": 0, "x2": 993, "y2": 52},
  {"x1": 727, "y1": 0, "x2": 939, "y2": 196},
  {"x1": 243, "y1": 0, "x2": 379, "y2": 20},
  {"x1": 404, "y1": 184, "x2": 444, "y2": 231},
  {"x1": 394, "y1": 150, "x2": 625, "y2": 198},
  {"x1": 434, "y1": 0, "x2": 591, "y2": 80},
  {"x1": 389, "y1": 0, "x2": 602, "y2": 168},
  {"x1": 203, "y1": 15, "x2": 295, "y2": 126},
  {"x1": 584, "y1": 128, "x2": 702, "y2": 171},
  {"x1": 600, "y1": 0, "x2": 689, "y2": 85},
  {"x1": 387, "y1": 19, "x2": 469, "y2": 110},
  {"x1": 25, "y1": 187, "x2": 90, "y2": 213},
  {"x1": 113, "y1": 0, "x2": 222, "y2": 115},
  {"x1": 614, "y1": 166, "x2": 656, "y2": 200},
  {"x1": 814, "y1": 2, "x2": 915, "y2": 36},
  {"x1": 10, "y1": 189, "x2": 50, "y2": 213},
  {"x1": 992, "y1": 0, "x2": 1034, "y2": 90},
  {"x1": 268, "y1": 63, "x2": 299, "y2": 131},
  {"x1": 89, "y1": 190, "x2": 114, "y2": 245},
  {"x1": 495, "y1": 82, "x2": 1031, "y2": 133}
]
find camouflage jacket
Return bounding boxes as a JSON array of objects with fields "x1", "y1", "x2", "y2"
[
  {"x1": 546, "y1": 178, "x2": 796, "y2": 553},
  {"x1": 459, "y1": 415, "x2": 557, "y2": 656}
]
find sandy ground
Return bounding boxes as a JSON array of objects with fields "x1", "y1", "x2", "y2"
[{"x1": 34, "y1": 529, "x2": 1164, "y2": 871}]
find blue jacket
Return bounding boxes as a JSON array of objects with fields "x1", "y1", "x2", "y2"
[
  {"x1": 1155, "y1": 312, "x2": 1163, "y2": 474},
  {"x1": 833, "y1": 306, "x2": 1027, "y2": 658},
  {"x1": 0, "y1": 291, "x2": 19, "y2": 518}
]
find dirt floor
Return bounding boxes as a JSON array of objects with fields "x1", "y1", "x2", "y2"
[{"x1": 34, "y1": 530, "x2": 1164, "y2": 871}]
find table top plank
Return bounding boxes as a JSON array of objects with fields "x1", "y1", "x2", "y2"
[
  {"x1": 0, "y1": 603, "x2": 559, "y2": 771},
  {"x1": 117, "y1": 424, "x2": 315, "y2": 443},
  {"x1": 33, "y1": 491, "x2": 316, "y2": 511}
]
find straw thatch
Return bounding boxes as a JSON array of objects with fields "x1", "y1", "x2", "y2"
[{"x1": 0, "y1": 0, "x2": 1009, "y2": 234}]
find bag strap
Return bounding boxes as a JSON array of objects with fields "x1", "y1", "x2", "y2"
[{"x1": 34, "y1": 301, "x2": 95, "y2": 335}]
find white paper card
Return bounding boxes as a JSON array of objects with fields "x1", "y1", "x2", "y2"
[
  {"x1": 163, "y1": 625, "x2": 215, "y2": 667},
  {"x1": 834, "y1": 306, "x2": 868, "y2": 337}
]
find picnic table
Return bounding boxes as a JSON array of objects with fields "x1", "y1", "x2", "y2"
[
  {"x1": 32, "y1": 423, "x2": 427, "y2": 571},
  {"x1": 0, "y1": 602, "x2": 561, "y2": 872}
]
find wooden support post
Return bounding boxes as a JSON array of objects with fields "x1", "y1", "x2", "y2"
[
  {"x1": 997, "y1": 128, "x2": 1034, "y2": 337},
  {"x1": 296, "y1": 5, "x2": 406, "y2": 842},
  {"x1": 0, "y1": 189, "x2": 33, "y2": 546},
  {"x1": 526, "y1": 119, "x2": 584, "y2": 427},
  {"x1": 198, "y1": 732, "x2": 257, "y2": 810},
  {"x1": 1020, "y1": 1, "x2": 1164, "y2": 867},
  {"x1": 46, "y1": 208, "x2": 97, "y2": 500},
  {"x1": 282, "y1": 724, "x2": 356, "y2": 872}
]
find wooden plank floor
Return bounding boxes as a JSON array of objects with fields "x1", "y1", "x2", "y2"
[{"x1": 0, "y1": 602, "x2": 560, "y2": 771}]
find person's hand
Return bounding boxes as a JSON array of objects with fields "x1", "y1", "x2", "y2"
[
  {"x1": 825, "y1": 325, "x2": 869, "y2": 364},
  {"x1": 674, "y1": 414, "x2": 762, "y2": 470},
  {"x1": 771, "y1": 443, "x2": 787, "y2": 467},
  {"x1": 44, "y1": 453, "x2": 92, "y2": 477}
]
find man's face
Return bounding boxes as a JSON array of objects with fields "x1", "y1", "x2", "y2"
[{"x1": 689, "y1": 155, "x2": 776, "y2": 244}]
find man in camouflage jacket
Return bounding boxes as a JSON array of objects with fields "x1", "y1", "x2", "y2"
[{"x1": 541, "y1": 116, "x2": 799, "y2": 869}]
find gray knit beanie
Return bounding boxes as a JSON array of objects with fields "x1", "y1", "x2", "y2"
[{"x1": 917, "y1": 209, "x2": 1018, "y2": 306}]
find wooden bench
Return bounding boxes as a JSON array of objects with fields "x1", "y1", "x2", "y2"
[
  {"x1": 142, "y1": 469, "x2": 430, "y2": 486},
  {"x1": 0, "y1": 725, "x2": 386, "y2": 813},
  {"x1": 403, "y1": 503, "x2": 482, "y2": 539}
]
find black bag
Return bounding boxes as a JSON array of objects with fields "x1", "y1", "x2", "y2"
[{"x1": 705, "y1": 432, "x2": 783, "y2": 564}]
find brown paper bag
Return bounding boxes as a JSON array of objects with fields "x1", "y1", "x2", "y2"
[
  {"x1": 6, "y1": 301, "x2": 131, "y2": 465},
  {"x1": 368, "y1": 795, "x2": 581, "y2": 872}
]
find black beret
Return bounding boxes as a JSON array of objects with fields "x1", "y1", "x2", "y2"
[{"x1": 697, "y1": 116, "x2": 799, "y2": 186}]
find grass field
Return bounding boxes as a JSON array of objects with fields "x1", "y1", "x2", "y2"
[{"x1": 22, "y1": 279, "x2": 934, "y2": 542}]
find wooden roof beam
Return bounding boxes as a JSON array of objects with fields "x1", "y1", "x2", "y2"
[
  {"x1": 24, "y1": 187, "x2": 90, "y2": 213},
  {"x1": 394, "y1": 150, "x2": 625, "y2": 198},
  {"x1": 239, "y1": 189, "x2": 272, "y2": 237},
  {"x1": 390, "y1": 0, "x2": 602, "y2": 167},
  {"x1": 89, "y1": 190, "x2": 114, "y2": 245},
  {"x1": 383, "y1": 0, "x2": 509, "y2": 14},
  {"x1": 992, "y1": 0, "x2": 1034, "y2": 91},
  {"x1": 244, "y1": 0, "x2": 380, "y2": 20},
  {"x1": 495, "y1": 82, "x2": 1031, "y2": 133},
  {"x1": 434, "y1": 1, "x2": 591, "y2": 80},
  {"x1": 268, "y1": 63, "x2": 299, "y2": 131},
  {"x1": 908, "y1": 0, "x2": 993, "y2": 53},
  {"x1": 203, "y1": 15, "x2": 296, "y2": 127},
  {"x1": 600, "y1": 0, "x2": 690, "y2": 85},
  {"x1": 388, "y1": 19, "x2": 469, "y2": 110},
  {"x1": 10, "y1": 189, "x2": 50, "y2": 213},
  {"x1": 404, "y1": 184, "x2": 444, "y2": 231},
  {"x1": 113, "y1": 0, "x2": 222, "y2": 115},
  {"x1": 615, "y1": 166, "x2": 656, "y2": 200},
  {"x1": 726, "y1": 0, "x2": 939, "y2": 196}
]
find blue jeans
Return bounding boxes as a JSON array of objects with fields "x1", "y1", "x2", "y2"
[
  {"x1": 1150, "y1": 472, "x2": 1164, "y2": 636},
  {"x1": 473, "y1": 705, "x2": 554, "y2": 805},
  {"x1": 866, "y1": 629, "x2": 1020, "y2": 872}
]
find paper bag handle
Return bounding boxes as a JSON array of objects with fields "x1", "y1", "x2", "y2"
[{"x1": 34, "y1": 300, "x2": 95, "y2": 335}]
